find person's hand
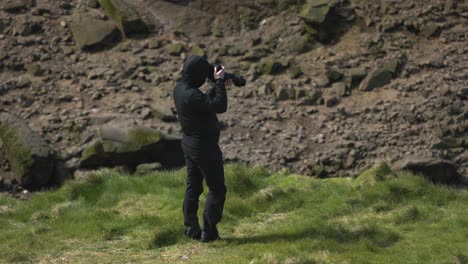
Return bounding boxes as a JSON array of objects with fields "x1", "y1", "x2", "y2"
[
  {"x1": 214, "y1": 65, "x2": 225, "y2": 80},
  {"x1": 225, "y1": 79, "x2": 233, "y2": 87}
]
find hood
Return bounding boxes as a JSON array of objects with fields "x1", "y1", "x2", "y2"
[{"x1": 180, "y1": 55, "x2": 211, "y2": 88}]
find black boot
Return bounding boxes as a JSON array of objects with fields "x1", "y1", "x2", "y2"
[
  {"x1": 185, "y1": 226, "x2": 202, "y2": 240},
  {"x1": 200, "y1": 227, "x2": 221, "y2": 243}
]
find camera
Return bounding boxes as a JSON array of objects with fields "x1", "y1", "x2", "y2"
[{"x1": 208, "y1": 64, "x2": 246, "y2": 87}]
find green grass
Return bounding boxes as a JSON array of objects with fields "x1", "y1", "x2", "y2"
[{"x1": 0, "y1": 163, "x2": 467, "y2": 263}]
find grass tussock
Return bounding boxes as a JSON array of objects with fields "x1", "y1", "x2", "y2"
[{"x1": 0, "y1": 163, "x2": 467, "y2": 263}]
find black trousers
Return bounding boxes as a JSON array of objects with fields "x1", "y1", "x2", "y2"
[{"x1": 181, "y1": 141, "x2": 227, "y2": 232}]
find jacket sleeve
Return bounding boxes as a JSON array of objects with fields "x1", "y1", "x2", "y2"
[{"x1": 189, "y1": 79, "x2": 227, "y2": 113}]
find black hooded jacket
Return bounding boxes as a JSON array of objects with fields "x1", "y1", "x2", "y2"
[{"x1": 173, "y1": 55, "x2": 227, "y2": 148}]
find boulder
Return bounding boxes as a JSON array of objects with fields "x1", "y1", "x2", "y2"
[
  {"x1": 300, "y1": 0, "x2": 331, "y2": 24},
  {"x1": 151, "y1": 103, "x2": 177, "y2": 122},
  {"x1": 0, "y1": 114, "x2": 56, "y2": 188},
  {"x1": 0, "y1": 0, "x2": 33, "y2": 13},
  {"x1": 71, "y1": 11, "x2": 121, "y2": 50},
  {"x1": 98, "y1": 0, "x2": 150, "y2": 36},
  {"x1": 331, "y1": 82, "x2": 347, "y2": 97},
  {"x1": 395, "y1": 156, "x2": 464, "y2": 185},
  {"x1": 326, "y1": 67, "x2": 344, "y2": 83},
  {"x1": 345, "y1": 68, "x2": 367, "y2": 89},
  {"x1": 165, "y1": 43, "x2": 185, "y2": 56},
  {"x1": 359, "y1": 60, "x2": 400, "y2": 91},
  {"x1": 80, "y1": 126, "x2": 184, "y2": 169},
  {"x1": 261, "y1": 60, "x2": 283, "y2": 75}
]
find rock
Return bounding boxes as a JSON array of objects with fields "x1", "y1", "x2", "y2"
[
  {"x1": 309, "y1": 165, "x2": 328, "y2": 178},
  {"x1": 289, "y1": 66, "x2": 303, "y2": 79},
  {"x1": 325, "y1": 96, "x2": 339, "y2": 107},
  {"x1": 261, "y1": 60, "x2": 282, "y2": 75},
  {"x1": 326, "y1": 67, "x2": 344, "y2": 83},
  {"x1": 316, "y1": 76, "x2": 330, "y2": 87},
  {"x1": 190, "y1": 45, "x2": 206, "y2": 57},
  {"x1": 300, "y1": 0, "x2": 331, "y2": 24},
  {"x1": 258, "y1": 82, "x2": 273, "y2": 97},
  {"x1": 0, "y1": 19, "x2": 4, "y2": 34},
  {"x1": 275, "y1": 86, "x2": 293, "y2": 101},
  {"x1": 308, "y1": 89, "x2": 323, "y2": 105},
  {"x1": 26, "y1": 64, "x2": 43, "y2": 76},
  {"x1": 0, "y1": 0, "x2": 32, "y2": 13},
  {"x1": 98, "y1": 0, "x2": 150, "y2": 36},
  {"x1": 420, "y1": 22, "x2": 441, "y2": 39},
  {"x1": 151, "y1": 103, "x2": 177, "y2": 122},
  {"x1": 444, "y1": 0, "x2": 457, "y2": 12},
  {"x1": 448, "y1": 100, "x2": 464, "y2": 115},
  {"x1": 331, "y1": 82, "x2": 347, "y2": 97},
  {"x1": 458, "y1": 87, "x2": 468, "y2": 100},
  {"x1": 86, "y1": 0, "x2": 100, "y2": 8},
  {"x1": 70, "y1": 11, "x2": 121, "y2": 50},
  {"x1": 295, "y1": 88, "x2": 307, "y2": 99},
  {"x1": 136, "y1": 162, "x2": 162, "y2": 175},
  {"x1": 359, "y1": 60, "x2": 400, "y2": 91},
  {"x1": 0, "y1": 114, "x2": 56, "y2": 188},
  {"x1": 148, "y1": 38, "x2": 160, "y2": 49},
  {"x1": 346, "y1": 68, "x2": 367, "y2": 89},
  {"x1": 283, "y1": 34, "x2": 320, "y2": 54},
  {"x1": 79, "y1": 126, "x2": 184, "y2": 169},
  {"x1": 15, "y1": 77, "x2": 31, "y2": 89},
  {"x1": 165, "y1": 43, "x2": 185, "y2": 56},
  {"x1": 15, "y1": 19, "x2": 43, "y2": 36},
  {"x1": 395, "y1": 156, "x2": 463, "y2": 185},
  {"x1": 243, "y1": 48, "x2": 267, "y2": 61}
]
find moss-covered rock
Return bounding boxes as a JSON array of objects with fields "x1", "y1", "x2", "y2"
[
  {"x1": 71, "y1": 11, "x2": 121, "y2": 50},
  {"x1": 98, "y1": 0, "x2": 150, "y2": 37},
  {"x1": 275, "y1": 86, "x2": 294, "y2": 101},
  {"x1": 0, "y1": 114, "x2": 56, "y2": 188},
  {"x1": 354, "y1": 163, "x2": 395, "y2": 189},
  {"x1": 165, "y1": 43, "x2": 185, "y2": 56},
  {"x1": 261, "y1": 60, "x2": 282, "y2": 75},
  {"x1": 289, "y1": 66, "x2": 303, "y2": 79},
  {"x1": 80, "y1": 126, "x2": 184, "y2": 169},
  {"x1": 190, "y1": 45, "x2": 206, "y2": 57},
  {"x1": 300, "y1": 1, "x2": 331, "y2": 24}
]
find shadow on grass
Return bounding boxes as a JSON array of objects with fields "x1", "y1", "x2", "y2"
[
  {"x1": 148, "y1": 226, "x2": 185, "y2": 248},
  {"x1": 224, "y1": 224, "x2": 400, "y2": 249}
]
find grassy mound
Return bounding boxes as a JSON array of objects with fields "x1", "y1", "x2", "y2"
[{"x1": 0, "y1": 164, "x2": 467, "y2": 263}]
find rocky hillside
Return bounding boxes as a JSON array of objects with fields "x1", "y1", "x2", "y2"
[{"x1": 0, "y1": 0, "x2": 467, "y2": 189}]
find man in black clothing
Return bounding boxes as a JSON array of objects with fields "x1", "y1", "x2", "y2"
[{"x1": 173, "y1": 55, "x2": 229, "y2": 242}]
